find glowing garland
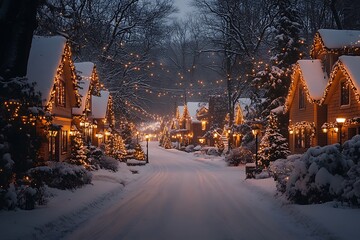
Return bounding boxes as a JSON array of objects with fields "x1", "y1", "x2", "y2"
[
  {"x1": 45, "y1": 41, "x2": 81, "y2": 112},
  {"x1": 288, "y1": 121, "x2": 316, "y2": 138},
  {"x1": 320, "y1": 60, "x2": 360, "y2": 105},
  {"x1": 284, "y1": 63, "x2": 319, "y2": 112}
]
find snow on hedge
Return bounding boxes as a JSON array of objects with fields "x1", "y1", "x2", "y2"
[{"x1": 270, "y1": 135, "x2": 360, "y2": 205}]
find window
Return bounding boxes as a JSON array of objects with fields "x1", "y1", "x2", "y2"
[
  {"x1": 348, "y1": 128, "x2": 357, "y2": 140},
  {"x1": 61, "y1": 130, "x2": 68, "y2": 154},
  {"x1": 295, "y1": 129, "x2": 311, "y2": 149},
  {"x1": 299, "y1": 87, "x2": 305, "y2": 109},
  {"x1": 340, "y1": 80, "x2": 350, "y2": 106},
  {"x1": 56, "y1": 79, "x2": 66, "y2": 107}
]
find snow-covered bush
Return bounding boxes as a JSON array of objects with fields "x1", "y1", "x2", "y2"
[
  {"x1": 342, "y1": 164, "x2": 360, "y2": 205},
  {"x1": 193, "y1": 145, "x2": 202, "y2": 151},
  {"x1": 98, "y1": 156, "x2": 119, "y2": 172},
  {"x1": 185, "y1": 145, "x2": 194, "y2": 152},
  {"x1": 29, "y1": 162, "x2": 92, "y2": 190},
  {"x1": 269, "y1": 155, "x2": 301, "y2": 193},
  {"x1": 272, "y1": 144, "x2": 349, "y2": 204},
  {"x1": 225, "y1": 147, "x2": 253, "y2": 166},
  {"x1": 342, "y1": 135, "x2": 360, "y2": 165}
]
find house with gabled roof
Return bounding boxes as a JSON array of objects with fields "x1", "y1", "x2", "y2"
[
  {"x1": 285, "y1": 60, "x2": 328, "y2": 153},
  {"x1": 311, "y1": 29, "x2": 360, "y2": 75},
  {"x1": 321, "y1": 56, "x2": 360, "y2": 145},
  {"x1": 72, "y1": 62, "x2": 101, "y2": 143},
  {"x1": 91, "y1": 90, "x2": 115, "y2": 146},
  {"x1": 286, "y1": 29, "x2": 360, "y2": 153},
  {"x1": 27, "y1": 35, "x2": 80, "y2": 161}
]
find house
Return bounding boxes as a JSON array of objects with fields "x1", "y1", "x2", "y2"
[
  {"x1": 232, "y1": 98, "x2": 253, "y2": 147},
  {"x1": 27, "y1": 35, "x2": 80, "y2": 161},
  {"x1": 91, "y1": 90, "x2": 115, "y2": 147},
  {"x1": 285, "y1": 60, "x2": 328, "y2": 153},
  {"x1": 286, "y1": 29, "x2": 360, "y2": 153},
  {"x1": 72, "y1": 62, "x2": 101, "y2": 144},
  {"x1": 321, "y1": 56, "x2": 360, "y2": 145}
]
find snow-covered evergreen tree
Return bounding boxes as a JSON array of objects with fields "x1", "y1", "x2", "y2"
[
  {"x1": 253, "y1": 0, "x2": 303, "y2": 117},
  {"x1": 68, "y1": 132, "x2": 90, "y2": 169},
  {"x1": 258, "y1": 112, "x2": 290, "y2": 167}
]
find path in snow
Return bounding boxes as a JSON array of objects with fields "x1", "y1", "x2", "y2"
[{"x1": 64, "y1": 142, "x2": 326, "y2": 240}]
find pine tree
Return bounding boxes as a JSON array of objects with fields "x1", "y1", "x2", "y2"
[
  {"x1": 258, "y1": 112, "x2": 290, "y2": 167},
  {"x1": 133, "y1": 144, "x2": 145, "y2": 161},
  {"x1": 253, "y1": 0, "x2": 303, "y2": 117},
  {"x1": 68, "y1": 132, "x2": 90, "y2": 169}
]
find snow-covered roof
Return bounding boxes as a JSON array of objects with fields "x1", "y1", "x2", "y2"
[
  {"x1": 285, "y1": 60, "x2": 328, "y2": 112},
  {"x1": 318, "y1": 29, "x2": 360, "y2": 49},
  {"x1": 323, "y1": 55, "x2": 360, "y2": 104},
  {"x1": 187, "y1": 102, "x2": 208, "y2": 121},
  {"x1": 236, "y1": 98, "x2": 252, "y2": 113},
  {"x1": 27, "y1": 35, "x2": 67, "y2": 104},
  {"x1": 338, "y1": 56, "x2": 360, "y2": 90},
  {"x1": 72, "y1": 62, "x2": 94, "y2": 115},
  {"x1": 92, "y1": 90, "x2": 110, "y2": 119},
  {"x1": 297, "y1": 60, "x2": 328, "y2": 100}
]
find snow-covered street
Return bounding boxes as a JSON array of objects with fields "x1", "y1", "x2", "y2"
[
  {"x1": 1, "y1": 141, "x2": 359, "y2": 240},
  {"x1": 61, "y1": 142, "x2": 347, "y2": 240}
]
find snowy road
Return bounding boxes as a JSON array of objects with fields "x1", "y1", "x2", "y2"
[{"x1": 64, "y1": 142, "x2": 325, "y2": 240}]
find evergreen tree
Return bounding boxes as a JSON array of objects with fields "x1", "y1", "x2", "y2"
[
  {"x1": 68, "y1": 132, "x2": 90, "y2": 169},
  {"x1": 133, "y1": 144, "x2": 145, "y2": 161},
  {"x1": 253, "y1": 0, "x2": 304, "y2": 117},
  {"x1": 258, "y1": 112, "x2": 290, "y2": 167}
]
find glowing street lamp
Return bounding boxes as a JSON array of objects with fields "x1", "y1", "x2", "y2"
[
  {"x1": 145, "y1": 134, "x2": 149, "y2": 163},
  {"x1": 252, "y1": 127, "x2": 260, "y2": 170}
]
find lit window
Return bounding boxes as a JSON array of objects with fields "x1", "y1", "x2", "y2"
[
  {"x1": 56, "y1": 79, "x2": 66, "y2": 107},
  {"x1": 299, "y1": 87, "x2": 305, "y2": 109},
  {"x1": 61, "y1": 130, "x2": 68, "y2": 153},
  {"x1": 340, "y1": 80, "x2": 350, "y2": 106},
  {"x1": 201, "y1": 120, "x2": 207, "y2": 130}
]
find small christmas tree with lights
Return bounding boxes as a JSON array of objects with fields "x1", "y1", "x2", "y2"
[
  {"x1": 133, "y1": 143, "x2": 145, "y2": 161},
  {"x1": 258, "y1": 112, "x2": 290, "y2": 167},
  {"x1": 68, "y1": 132, "x2": 90, "y2": 169}
]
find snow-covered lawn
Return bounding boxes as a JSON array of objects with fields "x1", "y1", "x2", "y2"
[{"x1": 0, "y1": 142, "x2": 359, "y2": 240}]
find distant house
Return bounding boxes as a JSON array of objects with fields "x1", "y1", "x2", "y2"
[
  {"x1": 286, "y1": 29, "x2": 360, "y2": 153},
  {"x1": 232, "y1": 98, "x2": 253, "y2": 147},
  {"x1": 72, "y1": 62, "x2": 101, "y2": 144},
  {"x1": 27, "y1": 35, "x2": 80, "y2": 161},
  {"x1": 91, "y1": 90, "x2": 115, "y2": 146}
]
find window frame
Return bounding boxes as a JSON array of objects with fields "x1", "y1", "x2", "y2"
[
  {"x1": 299, "y1": 87, "x2": 305, "y2": 110},
  {"x1": 340, "y1": 79, "x2": 350, "y2": 107}
]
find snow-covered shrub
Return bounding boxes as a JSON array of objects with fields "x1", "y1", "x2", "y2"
[
  {"x1": 99, "y1": 156, "x2": 119, "y2": 172},
  {"x1": 282, "y1": 145, "x2": 348, "y2": 204},
  {"x1": 342, "y1": 135, "x2": 360, "y2": 165},
  {"x1": 205, "y1": 147, "x2": 220, "y2": 156},
  {"x1": 193, "y1": 145, "x2": 202, "y2": 151},
  {"x1": 185, "y1": 145, "x2": 194, "y2": 152},
  {"x1": 29, "y1": 162, "x2": 92, "y2": 190},
  {"x1": 225, "y1": 147, "x2": 253, "y2": 166},
  {"x1": 342, "y1": 163, "x2": 360, "y2": 205},
  {"x1": 269, "y1": 155, "x2": 301, "y2": 193}
]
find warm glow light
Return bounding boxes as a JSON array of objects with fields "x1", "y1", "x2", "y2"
[
  {"x1": 336, "y1": 118, "x2": 346, "y2": 124},
  {"x1": 145, "y1": 134, "x2": 149, "y2": 141},
  {"x1": 95, "y1": 133, "x2": 103, "y2": 138},
  {"x1": 322, "y1": 128, "x2": 328, "y2": 133},
  {"x1": 48, "y1": 130, "x2": 58, "y2": 137},
  {"x1": 334, "y1": 127, "x2": 339, "y2": 133},
  {"x1": 214, "y1": 133, "x2": 218, "y2": 138},
  {"x1": 289, "y1": 129, "x2": 294, "y2": 134}
]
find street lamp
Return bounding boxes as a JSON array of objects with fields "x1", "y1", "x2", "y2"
[
  {"x1": 136, "y1": 131, "x2": 139, "y2": 144},
  {"x1": 336, "y1": 117, "x2": 346, "y2": 147},
  {"x1": 252, "y1": 127, "x2": 260, "y2": 170},
  {"x1": 145, "y1": 134, "x2": 149, "y2": 163}
]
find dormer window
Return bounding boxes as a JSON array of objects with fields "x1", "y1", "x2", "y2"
[
  {"x1": 56, "y1": 78, "x2": 66, "y2": 107},
  {"x1": 299, "y1": 87, "x2": 305, "y2": 109},
  {"x1": 340, "y1": 80, "x2": 350, "y2": 106}
]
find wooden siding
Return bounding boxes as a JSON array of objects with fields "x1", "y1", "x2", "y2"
[
  {"x1": 327, "y1": 77, "x2": 360, "y2": 143},
  {"x1": 289, "y1": 83, "x2": 315, "y2": 124}
]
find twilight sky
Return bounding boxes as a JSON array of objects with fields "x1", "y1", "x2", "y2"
[{"x1": 173, "y1": 0, "x2": 193, "y2": 19}]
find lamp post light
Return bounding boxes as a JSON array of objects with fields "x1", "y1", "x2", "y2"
[
  {"x1": 252, "y1": 128, "x2": 260, "y2": 170},
  {"x1": 336, "y1": 117, "x2": 346, "y2": 148},
  {"x1": 136, "y1": 131, "x2": 139, "y2": 144},
  {"x1": 145, "y1": 134, "x2": 149, "y2": 163}
]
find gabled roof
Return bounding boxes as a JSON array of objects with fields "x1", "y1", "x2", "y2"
[
  {"x1": 285, "y1": 60, "x2": 328, "y2": 112},
  {"x1": 27, "y1": 35, "x2": 80, "y2": 109},
  {"x1": 27, "y1": 35, "x2": 67, "y2": 104},
  {"x1": 322, "y1": 55, "x2": 360, "y2": 104},
  {"x1": 92, "y1": 90, "x2": 110, "y2": 119},
  {"x1": 311, "y1": 29, "x2": 360, "y2": 58},
  {"x1": 72, "y1": 62, "x2": 95, "y2": 115},
  {"x1": 187, "y1": 102, "x2": 208, "y2": 121}
]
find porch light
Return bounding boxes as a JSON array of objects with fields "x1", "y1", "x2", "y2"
[
  {"x1": 214, "y1": 133, "x2": 218, "y2": 138},
  {"x1": 336, "y1": 118, "x2": 346, "y2": 124},
  {"x1": 322, "y1": 127, "x2": 328, "y2": 133}
]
